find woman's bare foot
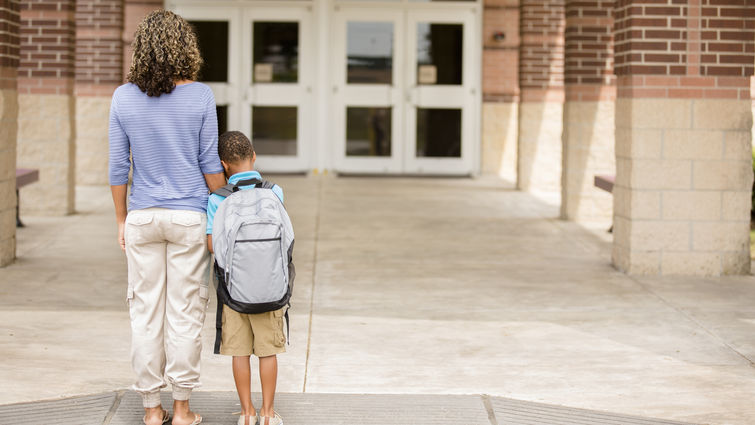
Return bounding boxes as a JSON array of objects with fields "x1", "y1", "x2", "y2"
[
  {"x1": 143, "y1": 406, "x2": 169, "y2": 425},
  {"x1": 172, "y1": 400, "x2": 201, "y2": 425}
]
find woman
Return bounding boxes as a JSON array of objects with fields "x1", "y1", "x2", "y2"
[{"x1": 108, "y1": 10, "x2": 225, "y2": 425}]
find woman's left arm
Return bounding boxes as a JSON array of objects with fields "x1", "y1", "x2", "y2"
[{"x1": 198, "y1": 87, "x2": 224, "y2": 193}]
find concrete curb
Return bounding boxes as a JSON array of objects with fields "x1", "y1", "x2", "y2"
[{"x1": 0, "y1": 391, "x2": 696, "y2": 425}]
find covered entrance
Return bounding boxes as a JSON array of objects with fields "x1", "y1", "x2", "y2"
[{"x1": 169, "y1": 0, "x2": 480, "y2": 175}]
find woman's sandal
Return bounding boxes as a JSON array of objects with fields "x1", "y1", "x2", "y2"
[{"x1": 143, "y1": 409, "x2": 171, "y2": 425}]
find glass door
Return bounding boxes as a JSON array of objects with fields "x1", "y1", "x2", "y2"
[
  {"x1": 404, "y1": 9, "x2": 476, "y2": 174},
  {"x1": 332, "y1": 8, "x2": 404, "y2": 174},
  {"x1": 176, "y1": 6, "x2": 241, "y2": 136},
  {"x1": 242, "y1": 7, "x2": 313, "y2": 173}
]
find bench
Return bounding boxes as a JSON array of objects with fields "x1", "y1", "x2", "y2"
[
  {"x1": 594, "y1": 174, "x2": 615, "y2": 232},
  {"x1": 16, "y1": 168, "x2": 39, "y2": 227},
  {"x1": 594, "y1": 174, "x2": 615, "y2": 193}
]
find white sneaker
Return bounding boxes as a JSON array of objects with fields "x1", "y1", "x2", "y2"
[
  {"x1": 259, "y1": 412, "x2": 282, "y2": 425},
  {"x1": 237, "y1": 414, "x2": 258, "y2": 425}
]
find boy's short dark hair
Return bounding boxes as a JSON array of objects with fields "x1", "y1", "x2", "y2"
[{"x1": 218, "y1": 131, "x2": 254, "y2": 163}]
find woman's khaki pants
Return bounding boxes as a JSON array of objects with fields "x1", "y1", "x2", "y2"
[{"x1": 124, "y1": 208, "x2": 211, "y2": 408}]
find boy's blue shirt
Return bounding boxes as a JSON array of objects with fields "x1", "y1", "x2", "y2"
[{"x1": 206, "y1": 170, "x2": 284, "y2": 235}]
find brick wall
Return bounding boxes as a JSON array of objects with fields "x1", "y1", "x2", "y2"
[
  {"x1": 483, "y1": 0, "x2": 520, "y2": 102},
  {"x1": 0, "y1": 1, "x2": 20, "y2": 71},
  {"x1": 18, "y1": 0, "x2": 75, "y2": 95},
  {"x1": 75, "y1": 0, "x2": 122, "y2": 96},
  {"x1": 0, "y1": 0, "x2": 19, "y2": 267},
  {"x1": 519, "y1": 0, "x2": 565, "y2": 102},
  {"x1": 564, "y1": 0, "x2": 615, "y2": 101},
  {"x1": 614, "y1": 0, "x2": 754, "y2": 99}
]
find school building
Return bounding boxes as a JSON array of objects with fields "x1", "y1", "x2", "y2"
[{"x1": 0, "y1": 0, "x2": 753, "y2": 276}]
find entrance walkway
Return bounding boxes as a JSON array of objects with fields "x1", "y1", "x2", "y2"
[{"x1": 1, "y1": 176, "x2": 754, "y2": 424}]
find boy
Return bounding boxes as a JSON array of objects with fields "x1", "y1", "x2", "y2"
[{"x1": 207, "y1": 131, "x2": 286, "y2": 425}]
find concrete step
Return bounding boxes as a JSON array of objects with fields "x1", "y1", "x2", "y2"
[{"x1": 0, "y1": 391, "x2": 695, "y2": 425}]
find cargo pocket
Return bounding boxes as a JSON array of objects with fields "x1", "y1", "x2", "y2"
[
  {"x1": 126, "y1": 285, "x2": 134, "y2": 316},
  {"x1": 272, "y1": 309, "x2": 285, "y2": 347}
]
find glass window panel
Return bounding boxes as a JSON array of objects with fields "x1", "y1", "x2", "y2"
[
  {"x1": 190, "y1": 21, "x2": 229, "y2": 82},
  {"x1": 416, "y1": 108, "x2": 461, "y2": 158},
  {"x1": 216, "y1": 105, "x2": 228, "y2": 136},
  {"x1": 347, "y1": 22, "x2": 393, "y2": 84},
  {"x1": 346, "y1": 107, "x2": 392, "y2": 157},
  {"x1": 253, "y1": 22, "x2": 299, "y2": 83},
  {"x1": 416, "y1": 23, "x2": 463, "y2": 85},
  {"x1": 252, "y1": 107, "x2": 297, "y2": 156}
]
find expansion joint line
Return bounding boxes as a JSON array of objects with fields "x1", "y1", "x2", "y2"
[
  {"x1": 101, "y1": 390, "x2": 125, "y2": 425},
  {"x1": 302, "y1": 176, "x2": 323, "y2": 392}
]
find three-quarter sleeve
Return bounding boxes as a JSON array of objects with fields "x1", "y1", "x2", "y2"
[
  {"x1": 108, "y1": 93, "x2": 131, "y2": 186},
  {"x1": 198, "y1": 90, "x2": 223, "y2": 175}
]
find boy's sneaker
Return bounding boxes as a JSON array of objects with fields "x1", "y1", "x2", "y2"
[
  {"x1": 237, "y1": 414, "x2": 258, "y2": 425},
  {"x1": 259, "y1": 412, "x2": 282, "y2": 425}
]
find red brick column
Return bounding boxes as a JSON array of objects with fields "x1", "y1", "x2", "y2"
[
  {"x1": 612, "y1": 0, "x2": 754, "y2": 275},
  {"x1": 17, "y1": 0, "x2": 75, "y2": 215},
  {"x1": 482, "y1": 0, "x2": 519, "y2": 182},
  {"x1": 561, "y1": 0, "x2": 616, "y2": 222},
  {"x1": 75, "y1": 0, "x2": 123, "y2": 184},
  {"x1": 518, "y1": 0, "x2": 565, "y2": 192},
  {"x1": 0, "y1": 0, "x2": 19, "y2": 266},
  {"x1": 122, "y1": 0, "x2": 162, "y2": 78}
]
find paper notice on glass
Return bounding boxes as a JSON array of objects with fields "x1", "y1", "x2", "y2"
[
  {"x1": 418, "y1": 65, "x2": 437, "y2": 85},
  {"x1": 254, "y1": 63, "x2": 273, "y2": 82}
]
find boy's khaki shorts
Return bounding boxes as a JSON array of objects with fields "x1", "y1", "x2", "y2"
[{"x1": 219, "y1": 305, "x2": 287, "y2": 357}]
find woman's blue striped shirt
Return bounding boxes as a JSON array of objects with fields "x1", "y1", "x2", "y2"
[{"x1": 108, "y1": 82, "x2": 223, "y2": 213}]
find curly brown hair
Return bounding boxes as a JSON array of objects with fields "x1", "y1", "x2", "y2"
[
  {"x1": 218, "y1": 131, "x2": 255, "y2": 164},
  {"x1": 127, "y1": 10, "x2": 202, "y2": 97}
]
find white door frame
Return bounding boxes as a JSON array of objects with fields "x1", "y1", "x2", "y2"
[
  {"x1": 331, "y1": 7, "x2": 405, "y2": 174},
  {"x1": 403, "y1": 8, "x2": 478, "y2": 175},
  {"x1": 241, "y1": 6, "x2": 315, "y2": 173}
]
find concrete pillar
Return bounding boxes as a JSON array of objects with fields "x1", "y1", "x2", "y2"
[
  {"x1": 561, "y1": 0, "x2": 615, "y2": 222},
  {"x1": 0, "y1": 0, "x2": 19, "y2": 267},
  {"x1": 612, "y1": 1, "x2": 754, "y2": 276},
  {"x1": 122, "y1": 0, "x2": 162, "y2": 77},
  {"x1": 481, "y1": 0, "x2": 519, "y2": 184},
  {"x1": 17, "y1": 0, "x2": 75, "y2": 215},
  {"x1": 75, "y1": 0, "x2": 123, "y2": 185},
  {"x1": 517, "y1": 0, "x2": 565, "y2": 193}
]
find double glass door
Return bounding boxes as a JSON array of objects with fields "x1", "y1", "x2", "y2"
[
  {"x1": 175, "y1": 4, "x2": 313, "y2": 173},
  {"x1": 171, "y1": 1, "x2": 478, "y2": 175},
  {"x1": 333, "y1": 7, "x2": 476, "y2": 175}
]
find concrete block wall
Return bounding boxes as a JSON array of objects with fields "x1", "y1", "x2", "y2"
[
  {"x1": 561, "y1": 0, "x2": 616, "y2": 222},
  {"x1": 518, "y1": 0, "x2": 565, "y2": 193},
  {"x1": 17, "y1": 0, "x2": 75, "y2": 215},
  {"x1": 482, "y1": 0, "x2": 519, "y2": 183},
  {"x1": 75, "y1": 0, "x2": 122, "y2": 185},
  {"x1": 0, "y1": 0, "x2": 19, "y2": 267},
  {"x1": 612, "y1": 0, "x2": 754, "y2": 276}
]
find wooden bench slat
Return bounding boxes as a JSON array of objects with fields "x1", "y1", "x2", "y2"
[
  {"x1": 16, "y1": 168, "x2": 39, "y2": 189},
  {"x1": 594, "y1": 174, "x2": 615, "y2": 193}
]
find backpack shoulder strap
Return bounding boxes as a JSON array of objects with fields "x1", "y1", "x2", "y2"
[
  {"x1": 211, "y1": 178, "x2": 274, "y2": 198},
  {"x1": 212, "y1": 183, "x2": 235, "y2": 198}
]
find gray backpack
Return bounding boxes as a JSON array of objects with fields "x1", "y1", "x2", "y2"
[{"x1": 211, "y1": 178, "x2": 295, "y2": 353}]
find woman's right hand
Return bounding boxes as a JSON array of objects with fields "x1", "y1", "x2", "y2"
[{"x1": 118, "y1": 221, "x2": 126, "y2": 251}]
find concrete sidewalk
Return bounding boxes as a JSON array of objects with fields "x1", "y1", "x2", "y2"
[{"x1": 1, "y1": 176, "x2": 754, "y2": 424}]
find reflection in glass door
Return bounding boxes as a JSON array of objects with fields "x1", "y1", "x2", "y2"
[
  {"x1": 180, "y1": 7, "x2": 240, "y2": 137},
  {"x1": 333, "y1": 6, "x2": 477, "y2": 175},
  {"x1": 333, "y1": 9, "x2": 404, "y2": 174},
  {"x1": 243, "y1": 7, "x2": 312, "y2": 172},
  {"x1": 404, "y1": 10, "x2": 476, "y2": 174}
]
